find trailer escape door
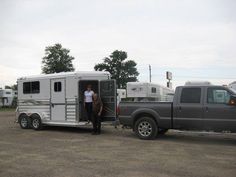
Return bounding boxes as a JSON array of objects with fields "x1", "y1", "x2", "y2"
[
  {"x1": 51, "y1": 79, "x2": 65, "y2": 121},
  {"x1": 100, "y1": 80, "x2": 116, "y2": 121}
]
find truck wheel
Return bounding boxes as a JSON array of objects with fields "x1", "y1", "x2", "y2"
[
  {"x1": 19, "y1": 114, "x2": 31, "y2": 129},
  {"x1": 31, "y1": 116, "x2": 42, "y2": 130},
  {"x1": 158, "y1": 128, "x2": 168, "y2": 135},
  {"x1": 134, "y1": 117, "x2": 158, "y2": 140}
]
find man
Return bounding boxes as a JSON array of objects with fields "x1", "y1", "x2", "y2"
[
  {"x1": 92, "y1": 93, "x2": 103, "y2": 135},
  {"x1": 84, "y1": 85, "x2": 94, "y2": 123}
]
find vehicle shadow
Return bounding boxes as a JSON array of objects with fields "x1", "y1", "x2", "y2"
[
  {"x1": 42, "y1": 126, "x2": 93, "y2": 134},
  {"x1": 158, "y1": 131, "x2": 236, "y2": 146}
]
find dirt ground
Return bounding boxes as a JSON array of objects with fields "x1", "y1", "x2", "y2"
[{"x1": 0, "y1": 111, "x2": 236, "y2": 177}]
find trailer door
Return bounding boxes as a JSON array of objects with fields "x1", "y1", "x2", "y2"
[
  {"x1": 50, "y1": 78, "x2": 66, "y2": 121},
  {"x1": 99, "y1": 80, "x2": 116, "y2": 121}
]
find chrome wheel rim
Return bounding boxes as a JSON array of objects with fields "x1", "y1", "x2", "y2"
[
  {"x1": 138, "y1": 121, "x2": 152, "y2": 137},
  {"x1": 21, "y1": 117, "x2": 28, "y2": 127},
  {"x1": 32, "y1": 119, "x2": 39, "y2": 128}
]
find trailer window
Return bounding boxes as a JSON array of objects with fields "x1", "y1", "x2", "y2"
[
  {"x1": 54, "y1": 82, "x2": 62, "y2": 92},
  {"x1": 180, "y1": 88, "x2": 201, "y2": 103},
  {"x1": 23, "y1": 81, "x2": 40, "y2": 94},
  {"x1": 151, "y1": 87, "x2": 156, "y2": 93}
]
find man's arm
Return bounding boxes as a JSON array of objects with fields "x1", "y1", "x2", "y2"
[{"x1": 98, "y1": 101, "x2": 103, "y2": 116}]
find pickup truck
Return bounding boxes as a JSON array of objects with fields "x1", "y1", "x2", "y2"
[{"x1": 118, "y1": 85, "x2": 236, "y2": 139}]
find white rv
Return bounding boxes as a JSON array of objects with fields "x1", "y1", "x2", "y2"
[
  {"x1": 16, "y1": 71, "x2": 116, "y2": 130},
  {"x1": 0, "y1": 89, "x2": 16, "y2": 107},
  {"x1": 126, "y1": 82, "x2": 174, "y2": 102},
  {"x1": 229, "y1": 81, "x2": 236, "y2": 91}
]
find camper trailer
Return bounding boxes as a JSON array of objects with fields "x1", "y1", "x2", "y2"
[
  {"x1": 229, "y1": 81, "x2": 236, "y2": 90},
  {"x1": 0, "y1": 89, "x2": 16, "y2": 107},
  {"x1": 126, "y1": 82, "x2": 174, "y2": 102},
  {"x1": 16, "y1": 71, "x2": 116, "y2": 130}
]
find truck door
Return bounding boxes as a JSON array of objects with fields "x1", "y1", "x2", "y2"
[
  {"x1": 99, "y1": 80, "x2": 116, "y2": 121},
  {"x1": 203, "y1": 87, "x2": 236, "y2": 132},
  {"x1": 174, "y1": 87, "x2": 204, "y2": 130},
  {"x1": 50, "y1": 79, "x2": 66, "y2": 121}
]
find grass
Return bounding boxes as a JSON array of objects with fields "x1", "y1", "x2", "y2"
[{"x1": 0, "y1": 107, "x2": 16, "y2": 112}]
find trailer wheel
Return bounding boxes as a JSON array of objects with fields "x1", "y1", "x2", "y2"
[
  {"x1": 19, "y1": 114, "x2": 31, "y2": 129},
  {"x1": 31, "y1": 116, "x2": 42, "y2": 130},
  {"x1": 134, "y1": 117, "x2": 157, "y2": 140}
]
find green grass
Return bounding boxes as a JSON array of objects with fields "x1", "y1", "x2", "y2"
[{"x1": 0, "y1": 107, "x2": 16, "y2": 112}]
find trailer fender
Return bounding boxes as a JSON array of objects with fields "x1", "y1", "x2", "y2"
[{"x1": 18, "y1": 112, "x2": 42, "y2": 122}]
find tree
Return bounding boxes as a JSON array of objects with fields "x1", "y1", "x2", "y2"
[
  {"x1": 42, "y1": 43, "x2": 75, "y2": 74},
  {"x1": 94, "y1": 50, "x2": 139, "y2": 88},
  {"x1": 5, "y1": 85, "x2": 11, "y2": 89}
]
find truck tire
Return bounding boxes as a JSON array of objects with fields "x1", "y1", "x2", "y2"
[
  {"x1": 19, "y1": 114, "x2": 31, "y2": 129},
  {"x1": 31, "y1": 116, "x2": 43, "y2": 130},
  {"x1": 134, "y1": 117, "x2": 158, "y2": 140}
]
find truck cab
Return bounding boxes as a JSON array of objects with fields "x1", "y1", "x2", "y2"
[{"x1": 173, "y1": 85, "x2": 236, "y2": 132}]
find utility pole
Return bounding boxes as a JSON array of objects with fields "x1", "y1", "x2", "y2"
[{"x1": 149, "y1": 65, "x2": 152, "y2": 83}]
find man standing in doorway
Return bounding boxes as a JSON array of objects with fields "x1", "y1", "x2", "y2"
[
  {"x1": 84, "y1": 85, "x2": 94, "y2": 123},
  {"x1": 92, "y1": 93, "x2": 103, "y2": 135}
]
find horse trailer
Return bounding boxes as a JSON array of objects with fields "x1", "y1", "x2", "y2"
[
  {"x1": 16, "y1": 71, "x2": 116, "y2": 130},
  {"x1": 126, "y1": 82, "x2": 174, "y2": 102}
]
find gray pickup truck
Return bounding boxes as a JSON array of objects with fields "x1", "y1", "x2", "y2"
[{"x1": 118, "y1": 85, "x2": 236, "y2": 139}]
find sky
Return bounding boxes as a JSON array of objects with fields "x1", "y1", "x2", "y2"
[{"x1": 0, "y1": 0, "x2": 236, "y2": 89}]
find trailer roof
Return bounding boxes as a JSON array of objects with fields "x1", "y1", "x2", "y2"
[{"x1": 17, "y1": 71, "x2": 110, "y2": 80}]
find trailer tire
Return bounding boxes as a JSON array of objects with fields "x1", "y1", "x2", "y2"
[
  {"x1": 134, "y1": 117, "x2": 157, "y2": 140},
  {"x1": 19, "y1": 114, "x2": 31, "y2": 129},
  {"x1": 31, "y1": 116, "x2": 43, "y2": 130}
]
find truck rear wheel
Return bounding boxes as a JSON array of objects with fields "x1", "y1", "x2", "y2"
[
  {"x1": 19, "y1": 114, "x2": 31, "y2": 129},
  {"x1": 134, "y1": 117, "x2": 158, "y2": 140}
]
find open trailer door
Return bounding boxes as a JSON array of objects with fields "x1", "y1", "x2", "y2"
[{"x1": 100, "y1": 80, "x2": 116, "y2": 121}]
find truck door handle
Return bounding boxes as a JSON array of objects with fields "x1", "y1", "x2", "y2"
[
  {"x1": 205, "y1": 106, "x2": 208, "y2": 112},
  {"x1": 179, "y1": 106, "x2": 182, "y2": 111},
  {"x1": 51, "y1": 103, "x2": 54, "y2": 108}
]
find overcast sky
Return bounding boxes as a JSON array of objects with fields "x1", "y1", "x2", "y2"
[{"x1": 0, "y1": 0, "x2": 235, "y2": 88}]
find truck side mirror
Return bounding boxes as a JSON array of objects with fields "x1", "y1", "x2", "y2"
[{"x1": 228, "y1": 95, "x2": 236, "y2": 106}]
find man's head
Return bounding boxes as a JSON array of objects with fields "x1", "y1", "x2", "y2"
[{"x1": 93, "y1": 93, "x2": 98, "y2": 101}]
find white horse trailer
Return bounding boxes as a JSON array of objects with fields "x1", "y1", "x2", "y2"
[
  {"x1": 229, "y1": 81, "x2": 236, "y2": 90},
  {"x1": 0, "y1": 89, "x2": 15, "y2": 107},
  {"x1": 126, "y1": 82, "x2": 174, "y2": 102},
  {"x1": 16, "y1": 71, "x2": 116, "y2": 130}
]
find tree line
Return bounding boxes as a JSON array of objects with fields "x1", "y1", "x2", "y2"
[{"x1": 41, "y1": 43, "x2": 139, "y2": 89}]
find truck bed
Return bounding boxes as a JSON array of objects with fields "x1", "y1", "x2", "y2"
[{"x1": 119, "y1": 101, "x2": 173, "y2": 129}]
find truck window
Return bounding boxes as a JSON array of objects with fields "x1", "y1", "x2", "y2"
[
  {"x1": 207, "y1": 88, "x2": 230, "y2": 104},
  {"x1": 23, "y1": 81, "x2": 40, "y2": 94},
  {"x1": 54, "y1": 82, "x2": 62, "y2": 92},
  {"x1": 180, "y1": 88, "x2": 201, "y2": 103}
]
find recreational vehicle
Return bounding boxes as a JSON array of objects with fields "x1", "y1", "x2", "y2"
[
  {"x1": 0, "y1": 89, "x2": 16, "y2": 107},
  {"x1": 16, "y1": 71, "x2": 116, "y2": 130},
  {"x1": 229, "y1": 81, "x2": 236, "y2": 90},
  {"x1": 126, "y1": 82, "x2": 174, "y2": 102}
]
